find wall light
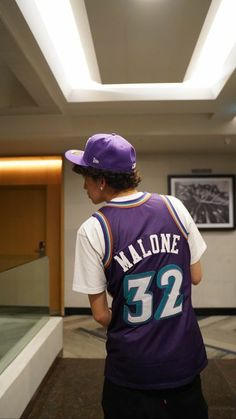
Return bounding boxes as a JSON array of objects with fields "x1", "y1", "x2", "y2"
[{"x1": 0, "y1": 158, "x2": 62, "y2": 169}]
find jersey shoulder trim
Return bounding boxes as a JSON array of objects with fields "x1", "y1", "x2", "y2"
[
  {"x1": 92, "y1": 211, "x2": 113, "y2": 269},
  {"x1": 105, "y1": 192, "x2": 152, "y2": 208},
  {"x1": 160, "y1": 195, "x2": 189, "y2": 240}
]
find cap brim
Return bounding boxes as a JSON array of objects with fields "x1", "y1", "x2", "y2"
[{"x1": 65, "y1": 150, "x2": 87, "y2": 166}]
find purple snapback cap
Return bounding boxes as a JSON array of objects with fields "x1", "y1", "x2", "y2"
[{"x1": 65, "y1": 133, "x2": 136, "y2": 173}]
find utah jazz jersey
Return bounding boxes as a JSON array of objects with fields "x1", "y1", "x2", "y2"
[{"x1": 93, "y1": 192, "x2": 207, "y2": 389}]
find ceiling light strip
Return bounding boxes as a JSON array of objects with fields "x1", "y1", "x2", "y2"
[{"x1": 15, "y1": 0, "x2": 236, "y2": 101}]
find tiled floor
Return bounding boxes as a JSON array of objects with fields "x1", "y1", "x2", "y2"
[
  {"x1": 63, "y1": 315, "x2": 236, "y2": 360},
  {"x1": 200, "y1": 316, "x2": 236, "y2": 358},
  {"x1": 5, "y1": 314, "x2": 235, "y2": 419},
  {"x1": 63, "y1": 315, "x2": 107, "y2": 359}
]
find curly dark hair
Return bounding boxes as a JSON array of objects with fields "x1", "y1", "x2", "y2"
[{"x1": 72, "y1": 165, "x2": 141, "y2": 191}]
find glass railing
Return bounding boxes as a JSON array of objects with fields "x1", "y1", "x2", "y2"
[
  {"x1": 0, "y1": 256, "x2": 50, "y2": 373},
  {"x1": 0, "y1": 254, "x2": 39, "y2": 273}
]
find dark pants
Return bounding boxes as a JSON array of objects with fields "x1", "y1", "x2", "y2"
[{"x1": 102, "y1": 375, "x2": 208, "y2": 419}]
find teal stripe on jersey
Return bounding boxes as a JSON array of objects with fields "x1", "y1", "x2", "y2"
[
  {"x1": 93, "y1": 211, "x2": 113, "y2": 269},
  {"x1": 161, "y1": 195, "x2": 188, "y2": 240}
]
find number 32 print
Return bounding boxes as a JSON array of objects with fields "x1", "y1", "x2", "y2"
[{"x1": 123, "y1": 264, "x2": 184, "y2": 325}]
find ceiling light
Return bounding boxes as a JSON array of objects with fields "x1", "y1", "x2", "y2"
[
  {"x1": 15, "y1": 0, "x2": 236, "y2": 102},
  {"x1": 185, "y1": 0, "x2": 236, "y2": 88},
  {"x1": 16, "y1": 0, "x2": 92, "y2": 96}
]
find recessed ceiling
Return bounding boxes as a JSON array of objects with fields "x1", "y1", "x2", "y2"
[
  {"x1": 14, "y1": 0, "x2": 236, "y2": 102},
  {"x1": 0, "y1": 0, "x2": 235, "y2": 155},
  {"x1": 85, "y1": 0, "x2": 211, "y2": 84}
]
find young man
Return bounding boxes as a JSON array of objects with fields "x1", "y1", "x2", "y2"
[{"x1": 65, "y1": 133, "x2": 208, "y2": 419}]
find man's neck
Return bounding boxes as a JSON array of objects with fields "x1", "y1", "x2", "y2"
[{"x1": 105, "y1": 188, "x2": 138, "y2": 201}]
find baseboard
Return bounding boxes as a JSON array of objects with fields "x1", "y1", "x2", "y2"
[
  {"x1": 0, "y1": 305, "x2": 49, "y2": 314},
  {"x1": 64, "y1": 307, "x2": 92, "y2": 316},
  {"x1": 194, "y1": 308, "x2": 236, "y2": 316},
  {"x1": 64, "y1": 307, "x2": 236, "y2": 316}
]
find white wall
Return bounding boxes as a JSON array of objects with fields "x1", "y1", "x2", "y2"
[
  {"x1": 64, "y1": 153, "x2": 236, "y2": 309},
  {"x1": 0, "y1": 256, "x2": 49, "y2": 306}
]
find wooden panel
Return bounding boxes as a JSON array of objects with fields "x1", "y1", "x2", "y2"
[
  {"x1": 0, "y1": 186, "x2": 46, "y2": 256},
  {"x1": 46, "y1": 184, "x2": 61, "y2": 314},
  {"x1": 0, "y1": 157, "x2": 63, "y2": 315}
]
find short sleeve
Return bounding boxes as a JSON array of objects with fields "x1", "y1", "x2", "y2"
[
  {"x1": 166, "y1": 195, "x2": 207, "y2": 265},
  {"x1": 72, "y1": 217, "x2": 107, "y2": 294}
]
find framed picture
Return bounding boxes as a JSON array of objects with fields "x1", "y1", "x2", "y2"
[{"x1": 168, "y1": 175, "x2": 235, "y2": 230}]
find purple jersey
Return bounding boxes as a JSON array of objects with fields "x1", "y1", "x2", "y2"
[{"x1": 93, "y1": 192, "x2": 207, "y2": 389}]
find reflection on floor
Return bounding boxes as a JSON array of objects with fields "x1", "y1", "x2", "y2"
[
  {"x1": 63, "y1": 315, "x2": 107, "y2": 359},
  {"x1": 200, "y1": 316, "x2": 236, "y2": 359},
  {"x1": 63, "y1": 315, "x2": 236, "y2": 359}
]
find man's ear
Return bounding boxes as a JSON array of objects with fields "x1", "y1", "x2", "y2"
[{"x1": 100, "y1": 177, "x2": 106, "y2": 190}]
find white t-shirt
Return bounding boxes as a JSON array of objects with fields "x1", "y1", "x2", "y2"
[{"x1": 73, "y1": 193, "x2": 207, "y2": 294}]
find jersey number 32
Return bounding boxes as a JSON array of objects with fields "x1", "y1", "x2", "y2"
[{"x1": 123, "y1": 264, "x2": 184, "y2": 325}]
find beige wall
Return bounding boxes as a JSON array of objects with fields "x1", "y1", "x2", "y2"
[
  {"x1": 0, "y1": 257, "x2": 49, "y2": 306},
  {"x1": 64, "y1": 153, "x2": 236, "y2": 309}
]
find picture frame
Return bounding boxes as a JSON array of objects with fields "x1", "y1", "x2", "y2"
[{"x1": 168, "y1": 175, "x2": 235, "y2": 230}]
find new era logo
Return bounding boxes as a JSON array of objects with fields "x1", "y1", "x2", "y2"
[{"x1": 93, "y1": 157, "x2": 99, "y2": 164}]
